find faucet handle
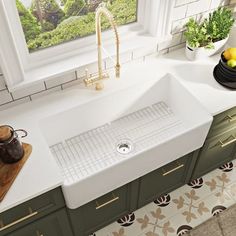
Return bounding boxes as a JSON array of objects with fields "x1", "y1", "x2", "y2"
[
  {"x1": 85, "y1": 68, "x2": 90, "y2": 79},
  {"x1": 115, "y1": 64, "x2": 121, "y2": 78}
]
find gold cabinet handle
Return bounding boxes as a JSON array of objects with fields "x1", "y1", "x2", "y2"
[
  {"x1": 95, "y1": 193, "x2": 119, "y2": 210},
  {"x1": 162, "y1": 163, "x2": 184, "y2": 176},
  {"x1": 36, "y1": 230, "x2": 44, "y2": 236},
  {"x1": 226, "y1": 115, "x2": 236, "y2": 122},
  {"x1": 0, "y1": 208, "x2": 38, "y2": 232},
  {"x1": 220, "y1": 135, "x2": 236, "y2": 148}
]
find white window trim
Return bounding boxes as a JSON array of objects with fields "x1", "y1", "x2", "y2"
[{"x1": 0, "y1": 0, "x2": 174, "y2": 91}]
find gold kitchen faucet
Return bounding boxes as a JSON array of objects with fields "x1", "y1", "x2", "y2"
[{"x1": 84, "y1": 4, "x2": 120, "y2": 91}]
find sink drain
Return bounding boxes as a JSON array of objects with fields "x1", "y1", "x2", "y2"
[{"x1": 116, "y1": 140, "x2": 133, "y2": 155}]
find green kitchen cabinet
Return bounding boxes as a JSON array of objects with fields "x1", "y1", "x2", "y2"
[
  {"x1": 6, "y1": 209, "x2": 73, "y2": 236},
  {"x1": 137, "y1": 152, "x2": 197, "y2": 208},
  {"x1": 207, "y1": 106, "x2": 236, "y2": 139},
  {"x1": 68, "y1": 180, "x2": 139, "y2": 236},
  {"x1": 191, "y1": 127, "x2": 236, "y2": 180},
  {"x1": 0, "y1": 188, "x2": 65, "y2": 236}
]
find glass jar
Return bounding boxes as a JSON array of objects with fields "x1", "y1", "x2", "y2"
[{"x1": 0, "y1": 125, "x2": 28, "y2": 164}]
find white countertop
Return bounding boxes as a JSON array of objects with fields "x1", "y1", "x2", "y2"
[{"x1": 0, "y1": 47, "x2": 236, "y2": 213}]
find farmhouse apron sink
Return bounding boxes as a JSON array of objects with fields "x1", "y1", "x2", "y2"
[{"x1": 39, "y1": 73, "x2": 212, "y2": 209}]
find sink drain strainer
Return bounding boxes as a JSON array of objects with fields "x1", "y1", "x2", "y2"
[{"x1": 116, "y1": 140, "x2": 133, "y2": 155}]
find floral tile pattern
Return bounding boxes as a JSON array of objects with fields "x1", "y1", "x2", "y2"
[
  {"x1": 172, "y1": 189, "x2": 209, "y2": 223},
  {"x1": 93, "y1": 160, "x2": 236, "y2": 236},
  {"x1": 137, "y1": 208, "x2": 175, "y2": 236}
]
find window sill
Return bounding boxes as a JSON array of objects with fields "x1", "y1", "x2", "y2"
[{"x1": 9, "y1": 33, "x2": 158, "y2": 92}]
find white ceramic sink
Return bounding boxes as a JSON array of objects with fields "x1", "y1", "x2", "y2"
[{"x1": 39, "y1": 73, "x2": 212, "y2": 209}]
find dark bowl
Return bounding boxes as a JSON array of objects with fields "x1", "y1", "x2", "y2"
[
  {"x1": 221, "y1": 52, "x2": 236, "y2": 72},
  {"x1": 217, "y1": 52, "x2": 236, "y2": 82}
]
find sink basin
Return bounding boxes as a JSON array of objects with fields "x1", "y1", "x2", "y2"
[{"x1": 39, "y1": 73, "x2": 212, "y2": 209}]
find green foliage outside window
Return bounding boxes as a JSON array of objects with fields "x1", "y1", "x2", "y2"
[
  {"x1": 30, "y1": 0, "x2": 65, "y2": 28},
  {"x1": 64, "y1": 0, "x2": 85, "y2": 16},
  {"x1": 16, "y1": 0, "x2": 41, "y2": 41},
  {"x1": 16, "y1": 0, "x2": 137, "y2": 52}
]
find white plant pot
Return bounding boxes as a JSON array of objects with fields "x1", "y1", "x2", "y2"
[{"x1": 185, "y1": 37, "x2": 229, "y2": 61}]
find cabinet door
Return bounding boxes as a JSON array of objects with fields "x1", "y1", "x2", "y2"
[
  {"x1": 207, "y1": 106, "x2": 236, "y2": 139},
  {"x1": 7, "y1": 209, "x2": 73, "y2": 236},
  {"x1": 138, "y1": 153, "x2": 193, "y2": 208},
  {"x1": 0, "y1": 188, "x2": 65, "y2": 235},
  {"x1": 192, "y1": 127, "x2": 236, "y2": 180},
  {"x1": 68, "y1": 184, "x2": 133, "y2": 236}
]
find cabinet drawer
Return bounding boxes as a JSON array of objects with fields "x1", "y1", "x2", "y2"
[
  {"x1": 192, "y1": 127, "x2": 236, "y2": 179},
  {"x1": 208, "y1": 106, "x2": 236, "y2": 138},
  {"x1": 6, "y1": 209, "x2": 73, "y2": 236},
  {"x1": 68, "y1": 185, "x2": 130, "y2": 235},
  {"x1": 0, "y1": 188, "x2": 65, "y2": 235},
  {"x1": 138, "y1": 153, "x2": 192, "y2": 208}
]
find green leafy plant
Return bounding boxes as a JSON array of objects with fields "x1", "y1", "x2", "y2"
[
  {"x1": 206, "y1": 7, "x2": 235, "y2": 42},
  {"x1": 185, "y1": 7, "x2": 235, "y2": 49},
  {"x1": 16, "y1": 0, "x2": 41, "y2": 41}
]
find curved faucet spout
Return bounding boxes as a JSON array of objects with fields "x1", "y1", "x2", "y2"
[
  {"x1": 96, "y1": 5, "x2": 120, "y2": 79},
  {"x1": 83, "y1": 5, "x2": 120, "y2": 91}
]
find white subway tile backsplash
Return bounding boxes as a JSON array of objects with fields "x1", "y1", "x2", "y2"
[
  {"x1": 0, "y1": 76, "x2": 6, "y2": 91},
  {"x1": 0, "y1": 97, "x2": 30, "y2": 111},
  {"x1": 62, "y1": 79, "x2": 83, "y2": 90},
  {"x1": 211, "y1": 0, "x2": 230, "y2": 9},
  {"x1": 157, "y1": 48, "x2": 169, "y2": 56},
  {"x1": 172, "y1": 16, "x2": 195, "y2": 34},
  {"x1": 30, "y1": 86, "x2": 62, "y2": 101},
  {"x1": 0, "y1": 90, "x2": 12, "y2": 105},
  {"x1": 172, "y1": 5, "x2": 188, "y2": 20},
  {"x1": 158, "y1": 32, "x2": 183, "y2": 50},
  {"x1": 11, "y1": 82, "x2": 46, "y2": 100},
  {"x1": 168, "y1": 43, "x2": 186, "y2": 52},
  {"x1": 175, "y1": 0, "x2": 188, "y2": 7},
  {"x1": 186, "y1": 0, "x2": 211, "y2": 16},
  {"x1": 76, "y1": 62, "x2": 105, "y2": 78},
  {"x1": 45, "y1": 71, "x2": 76, "y2": 89},
  {"x1": 105, "y1": 51, "x2": 132, "y2": 69},
  {"x1": 195, "y1": 10, "x2": 213, "y2": 22}
]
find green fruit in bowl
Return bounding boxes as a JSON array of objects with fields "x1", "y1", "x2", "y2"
[{"x1": 227, "y1": 59, "x2": 236, "y2": 68}]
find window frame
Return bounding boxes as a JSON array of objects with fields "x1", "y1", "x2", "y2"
[{"x1": 0, "y1": 0, "x2": 174, "y2": 91}]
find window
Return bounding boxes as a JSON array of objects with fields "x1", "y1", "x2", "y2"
[
  {"x1": 16, "y1": 0, "x2": 138, "y2": 52},
  {"x1": 0, "y1": 0, "x2": 174, "y2": 90}
]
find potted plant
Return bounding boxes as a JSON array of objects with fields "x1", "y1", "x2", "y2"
[{"x1": 185, "y1": 7, "x2": 235, "y2": 60}]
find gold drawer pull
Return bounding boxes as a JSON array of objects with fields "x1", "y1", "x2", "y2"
[
  {"x1": 95, "y1": 193, "x2": 119, "y2": 210},
  {"x1": 162, "y1": 163, "x2": 184, "y2": 176},
  {"x1": 36, "y1": 230, "x2": 44, "y2": 236},
  {"x1": 220, "y1": 135, "x2": 236, "y2": 148},
  {"x1": 226, "y1": 115, "x2": 236, "y2": 122},
  {"x1": 0, "y1": 208, "x2": 38, "y2": 232}
]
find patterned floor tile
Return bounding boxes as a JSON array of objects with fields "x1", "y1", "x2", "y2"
[
  {"x1": 225, "y1": 181, "x2": 236, "y2": 201},
  {"x1": 94, "y1": 228, "x2": 112, "y2": 236},
  {"x1": 158, "y1": 210, "x2": 203, "y2": 236},
  {"x1": 220, "y1": 161, "x2": 236, "y2": 183},
  {"x1": 198, "y1": 191, "x2": 235, "y2": 222},
  {"x1": 145, "y1": 193, "x2": 179, "y2": 221},
  {"x1": 94, "y1": 161, "x2": 236, "y2": 236},
  {"x1": 101, "y1": 207, "x2": 151, "y2": 236}
]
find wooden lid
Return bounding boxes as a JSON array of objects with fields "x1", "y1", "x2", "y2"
[{"x1": 0, "y1": 126, "x2": 12, "y2": 141}]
